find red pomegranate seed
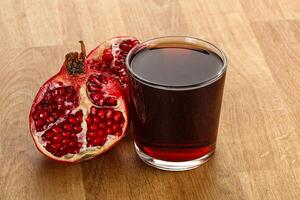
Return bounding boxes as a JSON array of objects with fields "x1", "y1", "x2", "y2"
[
  {"x1": 102, "y1": 53, "x2": 113, "y2": 63},
  {"x1": 87, "y1": 131, "x2": 96, "y2": 138},
  {"x1": 53, "y1": 135, "x2": 62, "y2": 141},
  {"x1": 112, "y1": 124, "x2": 119, "y2": 131},
  {"x1": 92, "y1": 138, "x2": 101, "y2": 145},
  {"x1": 98, "y1": 110, "x2": 105, "y2": 118},
  {"x1": 97, "y1": 99, "x2": 105, "y2": 106},
  {"x1": 91, "y1": 107, "x2": 97, "y2": 115},
  {"x1": 115, "y1": 131, "x2": 122, "y2": 136},
  {"x1": 106, "y1": 97, "x2": 117, "y2": 106},
  {"x1": 90, "y1": 124, "x2": 98, "y2": 131},
  {"x1": 52, "y1": 126, "x2": 62, "y2": 133},
  {"x1": 106, "y1": 110, "x2": 113, "y2": 118},
  {"x1": 106, "y1": 120, "x2": 112, "y2": 126},
  {"x1": 88, "y1": 84, "x2": 100, "y2": 92},
  {"x1": 64, "y1": 123, "x2": 73, "y2": 131},
  {"x1": 62, "y1": 132, "x2": 69, "y2": 137},
  {"x1": 93, "y1": 116, "x2": 100, "y2": 123},
  {"x1": 86, "y1": 116, "x2": 93, "y2": 124},
  {"x1": 113, "y1": 112, "x2": 122, "y2": 122},
  {"x1": 68, "y1": 116, "x2": 78, "y2": 124},
  {"x1": 75, "y1": 111, "x2": 83, "y2": 121},
  {"x1": 74, "y1": 126, "x2": 82, "y2": 133},
  {"x1": 91, "y1": 93, "x2": 101, "y2": 101},
  {"x1": 89, "y1": 76, "x2": 102, "y2": 85},
  {"x1": 106, "y1": 128, "x2": 113, "y2": 135},
  {"x1": 97, "y1": 130, "x2": 105, "y2": 137},
  {"x1": 69, "y1": 141, "x2": 75, "y2": 147},
  {"x1": 99, "y1": 123, "x2": 106, "y2": 129},
  {"x1": 62, "y1": 139, "x2": 69, "y2": 145},
  {"x1": 35, "y1": 120, "x2": 44, "y2": 129}
]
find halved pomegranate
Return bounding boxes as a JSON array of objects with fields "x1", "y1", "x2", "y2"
[
  {"x1": 85, "y1": 36, "x2": 140, "y2": 99},
  {"x1": 29, "y1": 37, "x2": 137, "y2": 163}
]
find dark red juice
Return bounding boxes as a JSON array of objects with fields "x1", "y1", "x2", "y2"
[{"x1": 129, "y1": 46, "x2": 225, "y2": 162}]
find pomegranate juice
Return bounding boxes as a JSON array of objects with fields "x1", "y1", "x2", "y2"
[{"x1": 129, "y1": 46, "x2": 226, "y2": 162}]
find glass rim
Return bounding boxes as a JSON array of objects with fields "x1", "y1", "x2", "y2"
[{"x1": 125, "y1": 36, "x2": 228, "y2": 90}]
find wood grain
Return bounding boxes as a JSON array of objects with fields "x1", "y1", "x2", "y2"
[{"x1": 0, "y1": 0, "x2": 299, "y2": 199}]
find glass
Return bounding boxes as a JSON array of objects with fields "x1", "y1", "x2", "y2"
[{"x1": 125, "y1": 36, "x2": 227, "y2": 171}]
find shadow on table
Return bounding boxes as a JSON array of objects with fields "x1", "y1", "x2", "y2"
[{"x1": 34, "y1": 130, "x2": 220, "y2": 198}]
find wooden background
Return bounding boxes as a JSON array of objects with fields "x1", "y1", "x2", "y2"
[{"x1": 0, "y1": 0, "x2": 299, "y2": 199}]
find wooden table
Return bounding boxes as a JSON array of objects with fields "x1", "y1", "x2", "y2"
[{"x1": 0, "y1": 0, "x2": 299, "y2": 199}]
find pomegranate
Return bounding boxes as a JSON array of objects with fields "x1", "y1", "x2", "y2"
[
  {"x1": 85, "y1": 36, "x2": 140, "y2": 98},
  {"x1": 29, "y1": 37, "x2": 138, "y2": 163}
]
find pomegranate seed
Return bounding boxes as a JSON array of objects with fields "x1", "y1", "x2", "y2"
[
  {"x1": 87, "y1": 132, "x2": 96, "y2": 138},
  {"x1": 115, "y1": 131, "x2": 122, "y2": 136},
  {"x1": 93, "y1": 116, "x2": 100, "y2": 123},
  {"x1": 86, "y1": 116, "x2": 93, "y2": 124},
  {"x1": 57, "y1": 104, "x2": 64, "y2": 110},
  {"x1": 74, "y1": 126, "x2": 82, "y2": 133},
  {"x1": 64, "y1": 123, "x2": 73, "y2": 131},
  {"x1": 98, "y1": 110, "x2": 105, "y2": 118},
  {"x1": 36, "y1": 104, "x2": 43, "y2": 110},
  {"x1": 62, "y1": 139, "x2": 69, "y2": 145},
  {"x1": 106, "y1": 120, "x2": 112, "y2": 126},
  {"x1": 43, "y1": 92, "x2": 51, "y2": 102},
  {"x1": 106, "y1": 110, "x2": 113, "y2": 118},
  {"x1": 97, "y1": 99, "x2": 105, "y2": 106},
  {"x1": 75, "y1": 111, "x2": 83, "y2": 121},
  {"x1": 99, "y1": 123, "x2": 106, "y2": 129},
  {"x1": 120, "y1": 43, "x2": 131, "y2": 52},
  {"x1": 111, "y1": 66, "x2": 119, "y2": 73},
  {"x1": 62, "y1": 132, "x2": 69, "y2": 137},
  {"x1": 44, "y1": 131, "x2": 53, "y2": 139},
  {"x1": 112, "y1": 124, "x2": 119, "y2": 131},
  {"x1": 52, "y1": 126, "x2": 62, "y2": 133},
  {"x1": 89, "y1": 75, "x2": 102, "y2": 85},
  {"x1": 99, "y1": 138, "x2": 107, "y2": 145},
  {"x1": 32, "y1": 111, "x2": 39, "y2": 120},
  {"x1": 35, "y1": 119, "x2": 44, "y2": 127},
  {"x1": 103, "y1": 48, "x2": 111, "y2": 54},
  {"x1": 98, "y1": 75, "x2": 108, "y2": 84},
  {"x1": 77, "y1": 142, "x2": 83, "y2": 147},
  {"x1": 90, "y1": 124, "x2": 98, "y2": 131},
  {"x1": 106, "y1": 128, "x2": 113, "y2": 135},
  {"x1": 113, "y1": 112, "x2": 122, "y2": 122},
  {"x1": 106, "y1": 97, "x2": 117, "y2": 106},
  {"x1": 69, "y1": 141, "x2": 75, "y2": 147},
  {"x1": 51, "y1": 143, "x2": 60, "y2": 149},
  {"x1": 91, "y1": 93, "x2": 101, "y2": 101},
  {"x1": 91, "y1": 107, "x2": 97, "y2": 115},
  {"x1": 55, "y1": 95, "x2": 64, "y2": 104},
  {"x1": 46, "y1": 106, "x2": 52, "y2": 113},
  {"x1": 53, "y1": 135, "x2": 62, "y2": 141},
  {"x1": 115, "y1": 59, "x2": 122, "y2": 66},
  {"x1": 92, "y1": 138, "x2": 101, "y2": 145},
  {"x1": 102, "y1": 53, "x2": 113, "y2": 63},
  {"x1": 68, "y1": 116, "x2": 78, "y2": 124},
  {"x1": 97, "y1": 130, "x2": 105, "y2": 137},
  {"x1": 88, "y1": 84, "x2": 100, "y2": 92}
]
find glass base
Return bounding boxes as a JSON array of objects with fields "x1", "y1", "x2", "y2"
[{"x1": 135, "y1": 143, "x2": 215, "y2": 171}]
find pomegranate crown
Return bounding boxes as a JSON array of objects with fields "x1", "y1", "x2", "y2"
[{"x1": 65, "y1": 41, "x2": 86, "y2": 75}]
